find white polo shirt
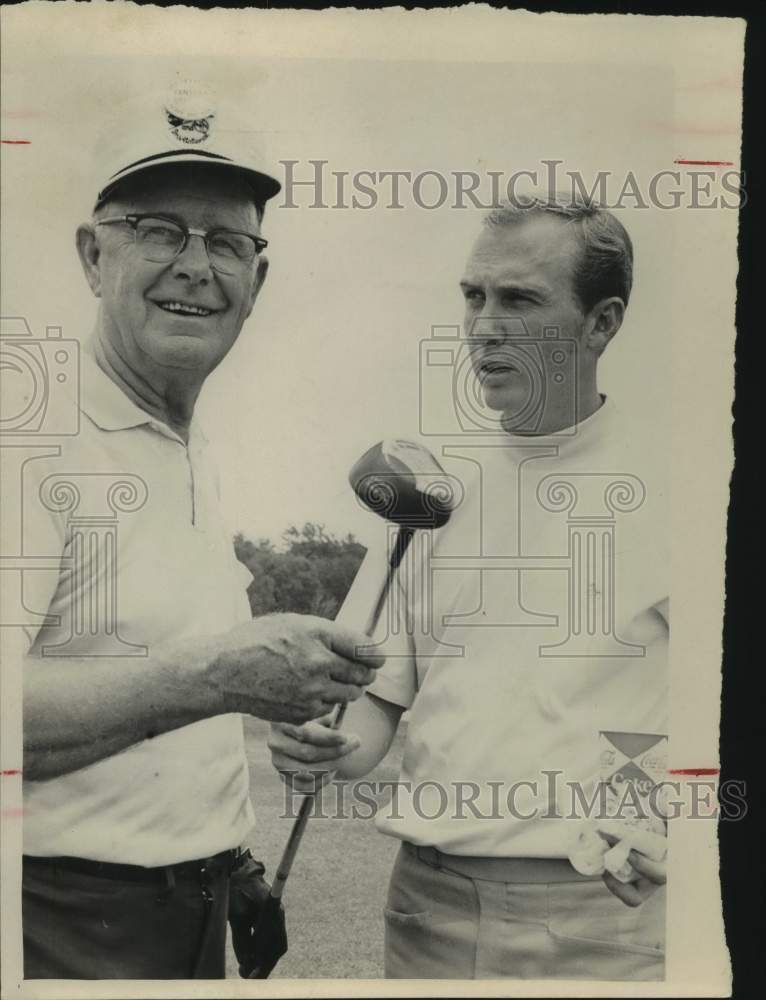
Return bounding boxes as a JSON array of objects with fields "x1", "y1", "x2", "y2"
[
  {"x1": 353, "y1": 398, "x2": 668, "y2": 858},
  {"x1": 18, "y1": 341, "x2": 255, "y2": 866}
]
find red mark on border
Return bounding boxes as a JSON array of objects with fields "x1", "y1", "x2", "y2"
[
  {"x1": 673, "y1": 159, "x2": 733, "y2": 166},
  {"x1": 668, "y1": 768, "x2": 720, "y2": 776},
  {"x1": 1, "y1": 139, "x2": 31, "y2": 145},
  {"x1": 1, "y1": 769, "x2": 22, "y2": 777}
]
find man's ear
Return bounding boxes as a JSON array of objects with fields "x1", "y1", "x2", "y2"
[
  {"x1": 245, "y1": 255, "x2": 269, "y2": 318},
  {"x1": 76, "y1": 224, "x2": 102, "y2": 298},
  {"x1": 584, "y1": 297, "x2": 625, "y2": 356}
]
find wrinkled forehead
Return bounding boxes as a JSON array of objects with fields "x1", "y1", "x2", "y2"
[
  {"x1": 462, "y1": 214, "x2": 581, "y2": 289},
  {"x1": 99, "y1": 164, "x2": 261, "y2": 230}
]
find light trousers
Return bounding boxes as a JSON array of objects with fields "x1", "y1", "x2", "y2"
[{"x1": 384, "y1": 843, "x2": 665, "y2": 980}]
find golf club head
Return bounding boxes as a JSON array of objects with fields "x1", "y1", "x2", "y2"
[{"x1": 349, "y1": 439, "x2": 461, "y2": 529}]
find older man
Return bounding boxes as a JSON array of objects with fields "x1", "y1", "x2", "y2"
[
  {"x1": 19, "y1": 88, "x2": 382, "y2": 979},
  {"x1": 269, "y1": 195, "x2": 668, "y2": 980}
]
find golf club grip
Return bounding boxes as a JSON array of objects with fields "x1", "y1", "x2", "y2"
[{"x1": 269, "y1": 527, "x2": 415, "y2": 899}]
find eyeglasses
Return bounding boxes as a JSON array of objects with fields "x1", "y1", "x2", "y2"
[{"x1": 95, "y1": 214, "x2": 268, "y2": 275}]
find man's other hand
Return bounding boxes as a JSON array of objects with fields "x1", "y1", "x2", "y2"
[
  {"x1": 267, "y1": 714, "x2": 360, "y2": 792},
  {"x1": 600, "y1": 828, "x2": 667, "y2": 907}
]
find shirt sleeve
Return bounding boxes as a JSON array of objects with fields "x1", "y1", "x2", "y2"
[{"x1": 336, "y1": 530, "x2": 417, "y2": 710}]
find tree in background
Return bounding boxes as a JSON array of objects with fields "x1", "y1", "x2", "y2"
[{"x1": 234, "y1": 523, "x2": 366, "y2": 619}]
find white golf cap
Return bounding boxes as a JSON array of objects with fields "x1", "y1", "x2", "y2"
[{"x1": 94, "y1": 79, "x2": 281, "y2": 209}]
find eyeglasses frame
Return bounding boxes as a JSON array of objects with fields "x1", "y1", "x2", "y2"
[{"x1": 94, "y1": 213, "x2": 268, "y2": 273}]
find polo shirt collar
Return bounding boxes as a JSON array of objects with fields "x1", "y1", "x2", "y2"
[
  {"x1": 80, "y1": 340, "x2": 154, "y2": 432},
  {"x1": 80, "y1": 338, "x2": 199, "y2": 445}
]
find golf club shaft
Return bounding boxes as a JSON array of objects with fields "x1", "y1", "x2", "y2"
[
  {"x1": 270, "y1": 527, "x2": 414, "y2": 900},
  {"x1": 333, "y1": 526, "x2": 413, "y2": 730}
]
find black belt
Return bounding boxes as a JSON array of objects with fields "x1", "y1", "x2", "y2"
[{"x1": 23, "y1": 848, "x2": 240, "y2": 884}]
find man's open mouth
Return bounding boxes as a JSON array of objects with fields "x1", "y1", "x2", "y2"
[{"x1": 156, "y1": 301, "x2": 215, "y2": 317}]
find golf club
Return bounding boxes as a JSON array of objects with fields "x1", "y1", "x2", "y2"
[{"x1": 252, "y1": 441, "x2": 459, "y2": 975}]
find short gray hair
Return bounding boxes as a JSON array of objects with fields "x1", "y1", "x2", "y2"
[{"x1": 483, "y1": 193, "x2": 633, "y2": 312}]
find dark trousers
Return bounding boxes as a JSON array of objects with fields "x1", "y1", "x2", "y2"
[{"x1": 23, "y1": 853, "x2": 232, "y2": 979}]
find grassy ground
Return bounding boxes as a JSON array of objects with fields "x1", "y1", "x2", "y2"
[{"x1": 225, "y1": 717, "x2": 406, "y2": 979}]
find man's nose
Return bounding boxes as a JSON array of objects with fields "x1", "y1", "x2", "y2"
[
  {"x1": 171, "y1": 234, "x2": 213, "y2": 282},
  {"x1": 470, "y1": 311, "x2": 530, "y2": 344},
  {"x1": 470, "y1": 314, "x2": 508, "y2": 344}
]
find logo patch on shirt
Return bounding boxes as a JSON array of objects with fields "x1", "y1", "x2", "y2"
[{"x1": 599, "y1": 731, "x2": 667, "y2": 797}]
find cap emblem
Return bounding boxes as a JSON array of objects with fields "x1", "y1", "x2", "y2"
[{"x1": 165, "y1": 108, "x2": 214, "y2": 145}]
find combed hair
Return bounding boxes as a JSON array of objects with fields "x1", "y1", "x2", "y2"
[{"x1": 483, "y1": 193, "x2": 633, "y2": 312}]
